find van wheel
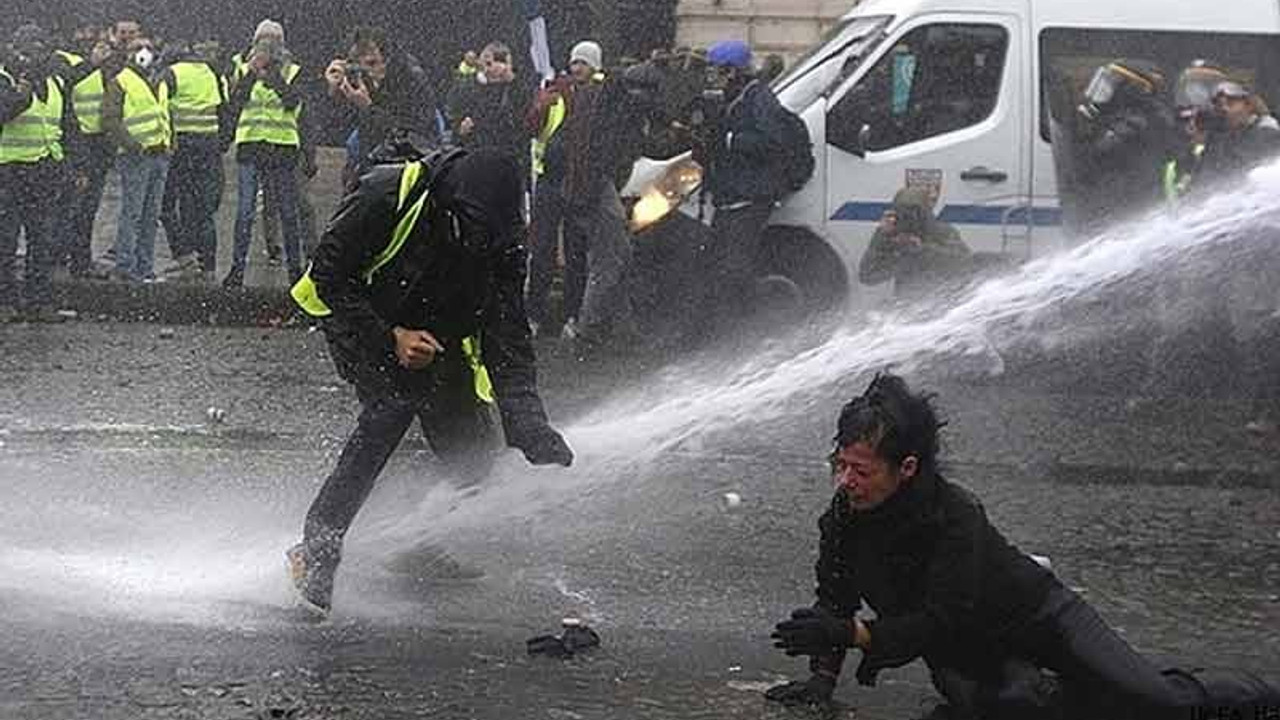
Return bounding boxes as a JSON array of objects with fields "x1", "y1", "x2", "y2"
[{"x1": 756, "y1": 226, "x2": 849, "y2": 318}]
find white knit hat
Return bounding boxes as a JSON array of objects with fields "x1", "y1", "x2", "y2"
[
  {"x1": 569, "y1": 41, "x2": 602, "y2": 70},
  {"x1": 254, "y1": 19, "x2": 284, "y2": 42}
]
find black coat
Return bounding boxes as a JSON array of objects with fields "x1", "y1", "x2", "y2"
[
  {"x1": 1198, "y1": 114, "x2": 1280, "y2": 188},
  {"x1": 337, "y1": 52, "x2": 440, "y2": 163},
  {"x1": 809, "y1": 472, "x2": 1059, "y2": 686},
  {"x1": 309, "y1": 149, "x2": 550, "y2": 441},
  {"x1": 705, "y1": 79, "x2": 798, "y2": 206}
]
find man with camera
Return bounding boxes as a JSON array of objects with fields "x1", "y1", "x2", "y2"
[
  {"x1": 857, "y1": 186, "x2": 972, "y2": 301},
  {"x1": 0, "y1": 23, "x2": 72, "y2": 321},
  {"x1": 324, "y1": 26, "x2": 440, "y2": 184},
  {"x1": 223, "y1": 20, "x2": 308, "y2": 287},
  {"x1": 446, "y1": 42, "x2": 529, "y2": 169}
]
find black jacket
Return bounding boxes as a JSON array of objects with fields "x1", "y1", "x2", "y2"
[
  {"x1": 335, "y1": 52, "x2": 439, "y2": 164},
  {"x1": 310, "y1": 149, "x2": 551, "y2": 441},
  {"x1": 446, "y1": 78, "x2": 529, "y2": 170},
  {"x1": 705, "y1": 79, "x2": 798, "y2": 206},
  {"x1": 809, "y1": 472, "x2": 1058, "y2": 686},
  {"x1": 1198, "y1": 114, "x2": 1280, "y2": 188}
]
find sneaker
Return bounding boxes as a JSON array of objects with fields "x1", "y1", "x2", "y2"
[
  {"x1": 560, "y1": 317, "x2": 579, "y2": 341},
  {"x1": 286, "y1": 543, "x2": 335, "y2": 618},
  {"x1": 162, "y1": 253, "x2": 200, "y2": 276},
  {"x1": 221, "y1": 269, "x2": 245, "y2": 289},
  {"x1": 1245, "y1": 418, "x2": 1278, "y2": 436},
  {"x1": 529, "y1": 320, "x2": 541, "y2": 339},
  {"x1": 23, "y1": 305, "x2": 72, "y2": 324}
]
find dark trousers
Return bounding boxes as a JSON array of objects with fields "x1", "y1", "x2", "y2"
[
  {"x1": 704, "y1": 202, "x2": 773, "y2": 319},
  {"x1": 302, "y1": 373, "x2": 498, "y2": 558},
  {"x1": 61, "y1": 137, "x2": 114, "y2": 276},
  {"x1": 929, "y1": 586, "x2": 1280, "y2": 719},
  {"x1": 162, "y1": 137, "x2": 224, "y2": 273},
  {"x1": 526, "y1": 177, "x2": 589, "y2": 325},
  {"x1": 231, "y1": 152, "x2": 302, "y2": 280},
  {"x1": 0, "y1": 159, "x2": 63, "y2": 307}
]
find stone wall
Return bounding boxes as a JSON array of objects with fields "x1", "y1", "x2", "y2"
[{"x1": 675, "y1": 0, "x2": 853, "y2": 61}]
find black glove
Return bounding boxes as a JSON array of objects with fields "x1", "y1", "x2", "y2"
[
  {"x1": 771, "y1": 607, "x2": 856, "y2": 657},
  {"x1": 764, "y1": 674, "x2": 836, "y2": 706},
  {"x1": 510, "y1": 423, "x2": 574, "y2": 467}
]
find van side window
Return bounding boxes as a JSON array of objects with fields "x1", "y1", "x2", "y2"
[
  {"x1": 1039, "y1": 28, "x2": 1280, "y2": 142},
  {"x1": 829, "y1": 23, "x2": 1009, "y2": 154}
]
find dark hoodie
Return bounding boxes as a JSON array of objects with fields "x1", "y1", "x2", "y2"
[
  {"x1": 808, "y1": 472, "x2": 1059, "y2": 687},
  {"x1": 858, "y1": 187, "x2": 971, "y2": 298},
  {"x1": 309, "y1": 148, "x2": 549, "y2": 440}
]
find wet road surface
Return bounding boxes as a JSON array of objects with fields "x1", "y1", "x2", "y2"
[{"x1": 1, "y1": 322, "x2": 1278, "y2": 719}]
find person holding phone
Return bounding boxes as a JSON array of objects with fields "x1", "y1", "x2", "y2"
[
  {"x1": 858, "y1": 186, "x2": 971, "y2": 301},
  {"x1": 445, "y1": 42, "x2": 530, "y2": 172}
]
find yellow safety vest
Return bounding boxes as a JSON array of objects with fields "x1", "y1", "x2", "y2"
[
  {"x1": 291, "y1": 160, "x2": 495, "y2": 404},
  {"x1": 170, "y1": 61, "x2": 224, "y2": 136},
  {"x1": 0, "y1": 70, "x2": 65, "y2": 164},
  {"x1": 531, "y1": 96, "x2": 566, "y2": 178},
  {"x1": 56, "y1": 50, "x2": 85, "y2": 68},
  {"x1": 234, "y1": 62, "x2": 301, "y2": 147},
  {"x1": 117, "y1": 66, "x2": 172, "y2": 151},
  {"x1": 72, "y1": 68, "x2": 105, "y2": 135}
]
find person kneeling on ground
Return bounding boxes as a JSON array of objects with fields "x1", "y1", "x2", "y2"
[
  {"x1": 287, "y1": 144, "x2": 573, "y2": 617},
  {"x1": 767, "y1": 373, "x2": 1280, "y2": 719}
]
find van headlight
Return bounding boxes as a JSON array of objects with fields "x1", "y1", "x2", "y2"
[{"x1": 628, "y1": 158, "x2": 704, "y2": 233}]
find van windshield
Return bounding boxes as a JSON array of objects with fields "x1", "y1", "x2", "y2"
[{"x1": 774, "y1": 15, "x2": 893, "y2": 108}]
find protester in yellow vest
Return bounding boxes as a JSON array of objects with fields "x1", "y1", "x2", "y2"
[
  {"x1": 158, "y1": 38, "x2": 229, "y2": 283},
  {"x1": 57, "y1": 34, "x2": 116, "y2": 279},
  {"x1": 223, "y1": 19, "x2": 308, "y2": 288},
  {"x1": 102, "y1": 36, "x2": 172, "y2": 283},
  {"x1": 0, "y1": 24, "x2": 71, "y2": 322},
  {"x1": 524, "y1": 41, "x2": 608, "y2": 341}
]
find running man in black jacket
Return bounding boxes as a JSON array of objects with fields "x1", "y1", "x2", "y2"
[
  {"x1": 768, "y1": 374, "x2": 1280, "y2": 719},
  {"x1": 287, "y1": 146, "x2": 573, "y2": 616}
]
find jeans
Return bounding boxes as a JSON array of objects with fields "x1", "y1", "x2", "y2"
[
  {"x1": 526, "y1": 177, "x2": 589, "y2": 325},
  {"x1": 0, "y1": 158, "x2": 63, "y2": 306},
  {"x1": 575, "y1": 180, "x2": 635, "y2": 342},
  {"x1": 60, "y1": 136, "x2": 114, "y2": 276},
  {"x1": 114, "y1": 151, "x2": 171, "y2": 280},
  {"x1": 161, "y1": 137, "x2": 224, "y2": 273},
  {"x1": 302, "y1": 355, "x2": 498, "y2": 569},
  {"x1": 231, "y1": 153, "x2": 302, "y2": 280},
  {"x1": 928, "y1": 586, "x2": 1280, "y2": 719},
  {"x1": 263, "y1": 163, "x2": 317, "y2": 260}
]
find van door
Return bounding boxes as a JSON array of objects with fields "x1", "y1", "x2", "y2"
[{"x1": 823, "y1": 13, "x2": 1029, "y2": 301}]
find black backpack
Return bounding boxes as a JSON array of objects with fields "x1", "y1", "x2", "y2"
[{"x1": 774, "y1": 105, "x2": 816, "y2": 195}]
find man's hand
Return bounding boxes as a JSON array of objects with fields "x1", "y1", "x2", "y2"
[
  {"x1": 879, "y1": 209, "x2": 898, "y2": 234},
  {"x1": 392, "y1": 327, "x2": 444, "y2": 371},
  {"x1": 458, "y1": 117, "x2": 475, "y2": 137},
  {"x1": 324, "y1": 59, "x2": 347, "y2": 94},
  {"x1": 772, "y1": 607, "x2": 857, "y2": 657},
  {"x1": 508, "y1": 423, "x2": 574, "y2": 467},
  {"x1": 763, "y1": 675, "x2": 836, "y2": 706},
  {"x1": 893, "y1": 233, "x2": 924, "y2": 250},
  {"x1": 342, "y1": 81, "x2": 372, "y2": 109}
]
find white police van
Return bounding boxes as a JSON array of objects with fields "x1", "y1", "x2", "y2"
[{"x1": 627, "y1": 0, "x2": 1280, "y2": 310}]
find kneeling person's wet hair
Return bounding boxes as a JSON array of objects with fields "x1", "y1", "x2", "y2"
[{"x1": 834, "y1": 373, "x2": 943, "y2": 475}]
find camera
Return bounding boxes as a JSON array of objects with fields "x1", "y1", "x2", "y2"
[{"x1": 344, "y1": 63, "x2": 368, "y2": 86}]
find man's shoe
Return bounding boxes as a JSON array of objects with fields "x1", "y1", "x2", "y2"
[
  {"x1": 222, "y1": 269, "x2": 245, "y2": 289},
  {"x1": 23, "y1": 305, "x2": 72, "y2": 324},
  {"x1": 560, "y1": 317, "x2": 579, "y2": 341},
  {"x1": 162, "y1": 253, "x2": 200, "y2": 276},
  {"x1": 286, "y1": 543, "x2": 335, "y2": 618}
]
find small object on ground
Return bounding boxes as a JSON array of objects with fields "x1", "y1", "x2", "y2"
[
  {"x1": 206, "y1": 407, "x2": 226, "y2": 424},
  {"x1": 527, "y1": 618, "x2": 601, "y2": 658},
  {"x1": 724, "y1": 492, "x2": 742, "y2": 508},
  {"x1": 1029, "y1": 554, "x2": 1052, "y2": 571},
  {"x1": 56, "y1": 309, "x2": 78, "y2": 321}
]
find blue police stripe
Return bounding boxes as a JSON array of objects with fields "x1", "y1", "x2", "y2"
[{"x1": 831, "y1": 202, "x2": 1063, "y2": 227}]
